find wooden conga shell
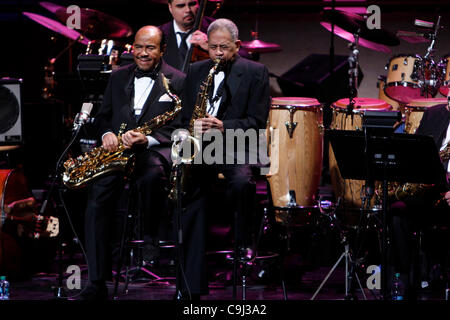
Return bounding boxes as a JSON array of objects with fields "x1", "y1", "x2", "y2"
[
  {"x1": 405, "y1": 98, "x2": 448, "y2": 134},
  {"x1": 267, "y1": 97, "x2": 323, "y2": 212},
  {"x1": 329, "y1": 98, "x2": 391, "y2": 215}
]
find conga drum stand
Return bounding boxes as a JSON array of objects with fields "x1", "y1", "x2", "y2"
[{"x1": 311, "y1": 197, "x2": 367, "y2": 300}]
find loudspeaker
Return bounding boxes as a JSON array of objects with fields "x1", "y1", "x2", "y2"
[
  {"x1": 0, "y1": 78, "x2": 23, "y2": 145},
  {"x1": 276, "y1": 54, "x2": 364, "y2": 104}
]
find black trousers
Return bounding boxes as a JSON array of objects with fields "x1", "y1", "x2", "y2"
[
  {"x1": 176, "y1": 163, "x2": 256, "y2": 295},
  {"x1": 84, "y1": 150, "x2": 170, "y2": 282}
]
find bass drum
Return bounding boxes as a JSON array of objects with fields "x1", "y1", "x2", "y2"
[
  {"x1": 266, "y1": 97, "x2": 323, "y2": 226},
  {"x1": 405, "y1": 98, "x2": 449, "y2": 134},
  {"x1": 329, "y1": 98, "x2": 391, "y2": 225},
  {"x1": 384, "y1": 54, "x2": 424, "y2": 104}
]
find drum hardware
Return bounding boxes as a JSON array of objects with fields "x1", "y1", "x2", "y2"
[
  {"x1": 241, "y1": 0, "x2": 282, "y2": 59},
  {"x1": 284, "y1": 107, "x2": 298, "y2": 139},
  {"x1": 311, "y1": 196, "x2": 368, "y2": 300},
  {"x1": 386, "y1": 16, "x2": 445, "y2": 104}
]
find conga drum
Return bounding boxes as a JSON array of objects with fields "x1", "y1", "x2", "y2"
[
  {"x1": 405, "y1": 98, "x2": 448, "y2": 134},
  {"x1": 329, "y1": 98, "x2": 391, "y2": 222},
  {"x1": 266, "y1": 97, "x2": 323, "y2": 225}
]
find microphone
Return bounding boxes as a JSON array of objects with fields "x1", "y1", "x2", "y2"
[{"x1": 73, "y1": 102, "x2": 93, "y2": 131}]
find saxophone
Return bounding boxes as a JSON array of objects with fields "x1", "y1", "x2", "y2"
[
  {"x1": 168, "y1": 57, "x2": 223, "y2": 201},
  {"x1": 382, "y1": 143, "x2": 449, "y2": 202},
  {"x1": 62, "y1": 74, "x2": 182, "y2": 189}
]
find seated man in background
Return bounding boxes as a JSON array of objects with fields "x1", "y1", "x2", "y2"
[{"x1": 389, "y1": 101, "x2": 450, "y2": 300}]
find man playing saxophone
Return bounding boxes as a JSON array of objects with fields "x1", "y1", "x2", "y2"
[
  {"x1": 81, "y1": 26, "x2": 185, "y2": 300},
  {"x1": 388, "y1": 101, "x2": 450, "y2": 300},
  {"x1": 172, "y1": 18, "x2": 271, "y2": 300}
]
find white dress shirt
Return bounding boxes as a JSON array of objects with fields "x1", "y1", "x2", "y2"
[
  {"x1": 173, "y1": 21, "x2": 193, "y2": 49},
  {"x1": 206, "y1": 71, "x2": 225, "y2": 117}
]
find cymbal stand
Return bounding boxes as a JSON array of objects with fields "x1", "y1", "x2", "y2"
[
  {"x1": 346, "y1": 32, "x2": 360, "y2": 115},
  {"x1": 311, "y1": 198, "x2": 367, "y2": 300},
  {"x1": 421, "y1": 16, "x2": 441, "y2": 97}
]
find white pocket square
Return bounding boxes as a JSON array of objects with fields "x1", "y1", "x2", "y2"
[{"x1": 158, "y1": 93, "x2": 173, "y2": 102}]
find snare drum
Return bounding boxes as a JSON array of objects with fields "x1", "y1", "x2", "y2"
[
  {"x1": 405, "y1": 98, "x2": 448, "y2": 134},
  {"x1": 384, "y1": 54, "x2": 423, "y2": 104},
  {"x1": 329, "y1": 98, "x2": 391, "y2": 214},
  {"x1": 439, "y1": 54, "x2": 450, "y2": 97},
  {"x1": 266, "y1": 97, "x2": 323, "y2": 225}
]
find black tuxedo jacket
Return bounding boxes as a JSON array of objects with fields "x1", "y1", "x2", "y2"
[
  {"x1": 416, "y1": 103, "x2": 450, "y2": 148},
  {"x1": 179, "y1": 55, "x2": 270, "y2": 131},
  {"x1": 416, "y1": 103, "x2": 450, "y2": 188},
  {"x1": 174, "y1": 55, "x2": 270, "y2": 164},
  {"x1": 94, "y1": 61, "x2": 185, "y2": 161}
]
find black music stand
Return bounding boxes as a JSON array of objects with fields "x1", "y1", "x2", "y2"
[{"x1": 328, "y1": 129, "x2": 447, "y2": 300}]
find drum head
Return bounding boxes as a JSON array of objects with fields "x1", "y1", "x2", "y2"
[
  {"x1": 333, "y1": 97, "x2": 391, "y2": 111},
  {"x1": 407, "y1": 98, "x2": 448, "y2": 107},
  {"x1": 272, "y1": 97, "x2": 320, "y2": 107}
]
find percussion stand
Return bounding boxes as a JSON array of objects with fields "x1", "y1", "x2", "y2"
[{"x1": 311, "y1": 198, "x2": 367, "y2": 300}]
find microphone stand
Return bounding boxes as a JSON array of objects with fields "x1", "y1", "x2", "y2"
[{"x1": 41, "y1": 117, "x2": 87, "y2": 299}]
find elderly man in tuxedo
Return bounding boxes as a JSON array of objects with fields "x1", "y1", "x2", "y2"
[
  {"x1": 82, "y1": 25, "x2": 185, "y2": 300},
  {"x1": 173, "y1": 18, "x2": 270, "y2": 300}
]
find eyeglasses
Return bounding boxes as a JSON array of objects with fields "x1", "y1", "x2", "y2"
[{"x1": 208, "y1": 43, "x2": 234, "y2": 51}]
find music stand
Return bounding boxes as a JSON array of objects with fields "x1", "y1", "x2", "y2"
[{"x1": 328, "y1": 129, "x2": 447, "y2": 300}]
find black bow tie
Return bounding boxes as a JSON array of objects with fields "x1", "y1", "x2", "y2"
[{"x1": 134, "y1": 68, "x2": 158, "y2": 79}]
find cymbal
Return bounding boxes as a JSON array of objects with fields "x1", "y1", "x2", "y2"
[
  {"x1": 22, "y1": 12, "x2": 90, "y2": 45},
  {"x1": 40, "y1": 2, "x2": 133, "y2": 39},
  {"x1": 39, "y1": 1, "x2": 65, "y2": 13},
  {"x1": 241, "y1": 39, "x2": 282, "y2": 53},
  {"x1": 148, "y1": 0, "x2": 222, "y2": 3},
  {"x1": 322, "y1": 9, "x2": 400, "y2": 47},
  {"x1": 320, "y1": 22, "x2": 391, "y2": 53},
  {"x1": 396, "y1": 30, "x2": 430, "y2": 44}
]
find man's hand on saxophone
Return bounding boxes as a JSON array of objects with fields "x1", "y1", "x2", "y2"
[
  {"x1": 194, "y1": 114, "x2": 224, "y2": 133},
  {"x1": 102, "y1": 132, "x2": 119, "y2": 152},
  {"x1": 122, "y1": 130, "x2": 148, "y2": 149}
]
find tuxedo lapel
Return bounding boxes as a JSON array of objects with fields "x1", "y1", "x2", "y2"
[{"x1": 123, "y1": 65, "x2": 137, "y2": 123}]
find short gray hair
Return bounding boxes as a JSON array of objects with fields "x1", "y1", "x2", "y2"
[{"x1": 207, "y1": 18, "x2": 239, "y2": 42}]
